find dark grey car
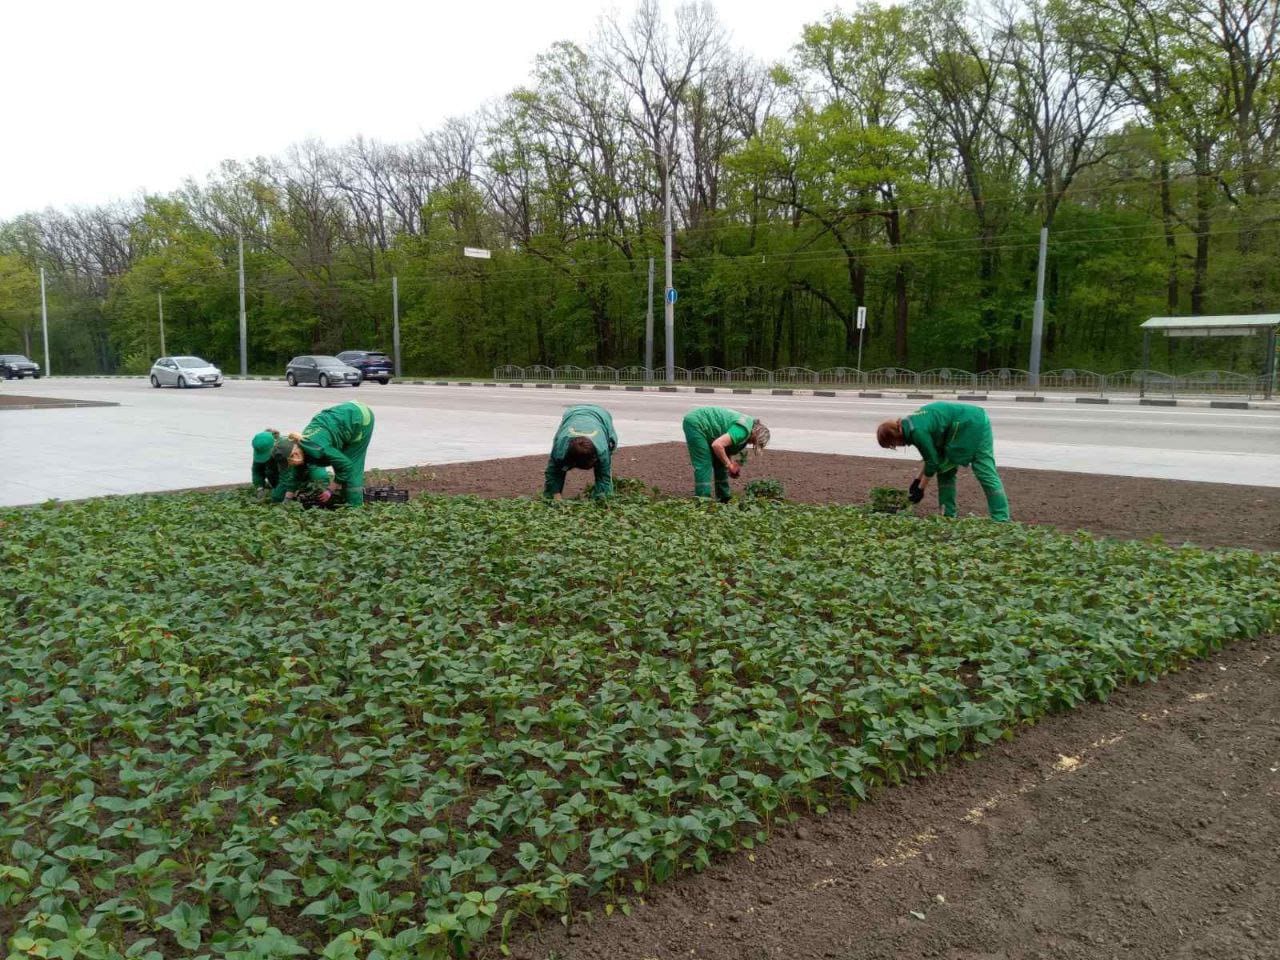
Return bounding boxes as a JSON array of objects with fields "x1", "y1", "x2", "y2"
[
  {"x1": 285, "y1": 355, "x2": 362, "y2": 388},
  {"x1": 0, "y1": 354, "x2": 41, "y2": 379}
]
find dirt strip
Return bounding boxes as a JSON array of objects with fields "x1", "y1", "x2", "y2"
[
  {"x1": 512, "y1": 634, "x2": 1280, "y2": 960},
  {"x1": 0, "y1": 394, "x2": 118, "y2": 409},
  {"x1": 367, "y1": 443, "x2": 1280, "y2": 551}
]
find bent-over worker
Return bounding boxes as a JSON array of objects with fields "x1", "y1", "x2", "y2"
[
  {"x1": 271, "y1": 400, "x2": 376, "y2": 506},
  {"x1": 251, "y1": 429, "x2": 281, "y2": 492},
  {"x1": 876, "y1": 401, "x2": 1009, "y2": 521},
  {"x1": 681, "y1": 406, "x2": 770, "y2": 502},
  {"x1": 543, "y1": 404, "x2": 618, "y2": 500}
]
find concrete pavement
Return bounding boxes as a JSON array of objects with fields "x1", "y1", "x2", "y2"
[{"x1": 1, "y1": 377, "x2": 1277, "y2": 507}]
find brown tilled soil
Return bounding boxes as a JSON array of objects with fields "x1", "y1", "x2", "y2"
[
  {"x1": 514, "y1": 633, "x2": 1280, "y2": 960},
  {"x1": 366, "y1": 442, "x2": 1280, "y2": 551},
  {"x1": 0, "y1": 394, "x2": 116, "y2": 409}
]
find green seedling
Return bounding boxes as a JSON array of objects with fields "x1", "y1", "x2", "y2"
[{"x1": 869, "y1": 486, "x2": 911, "y2": 514}]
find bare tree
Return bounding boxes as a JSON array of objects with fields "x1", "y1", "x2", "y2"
[
  {"x1": 996, "y1": 1, "x2": 1129, "y2": 228},
  {"x1": 599, "y1": 0, "x2": 729, "y2": 215}
]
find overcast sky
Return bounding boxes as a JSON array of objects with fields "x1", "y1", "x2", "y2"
[{"x1": 0, "y1": 0, "x2": 845, "y2": 220}]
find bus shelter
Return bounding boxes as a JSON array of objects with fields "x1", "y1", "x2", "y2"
[{"x1": 1139, "y1": 314, "x2": 1278, "y2": 399}]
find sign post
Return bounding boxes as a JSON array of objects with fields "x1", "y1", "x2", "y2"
[{"x1": 856, "y1": 304, "x2": 866, "y2": 372}]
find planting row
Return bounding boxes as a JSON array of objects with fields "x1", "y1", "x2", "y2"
[{"x1": 1, "y1": 492, "x2": 1277, "y2": 958}]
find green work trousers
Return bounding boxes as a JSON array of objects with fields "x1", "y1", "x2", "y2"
[
  {"x1": 337, "y1": 429, "x2": 373, "y2": 505},
  {"x1": 683, "y1": 420, "x2": 732, "y2": 502},
  {"x1": 935, "y1": 446, "x2": 1010, "y2": 521}
]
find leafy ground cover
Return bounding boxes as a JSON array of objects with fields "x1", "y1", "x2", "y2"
[{"x1": 2, "y1": 492, "x2": 1278, "y2": 959}]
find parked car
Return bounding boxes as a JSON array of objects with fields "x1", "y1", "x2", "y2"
[
  {"x1": 336, "y1": 350, "x2": 394, "y2": 385},
  {"x1": 0, "y1": 354, "x2": 41, "y2": 379},
  {"x1": 150, "y1": 356, "x2": 224, "y2": 388},
  {"x1": 285, "y1": 355, "x2": 362, "y2": 388}
]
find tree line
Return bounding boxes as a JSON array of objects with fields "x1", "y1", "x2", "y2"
[{"x1": 1, "y1": 0, "x2": 1276, "y2": 378}]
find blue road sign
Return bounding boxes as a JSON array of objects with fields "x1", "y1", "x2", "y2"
[{"x1": 666, "y1": 288, "x2": 678, "y2": 304}]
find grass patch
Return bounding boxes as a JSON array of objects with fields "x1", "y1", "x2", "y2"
[{"x1": 2, "y1": 492, "x2": 1277, "y2": 958}]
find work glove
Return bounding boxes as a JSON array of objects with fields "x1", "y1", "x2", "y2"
[{"x1": 908, "y1": 478, "x2": 924, "y2": 504}]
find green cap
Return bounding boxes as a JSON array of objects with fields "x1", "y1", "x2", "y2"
[
  {"x1": 272, "y1": 437, "x2": 298, "y2": 464},
  {"x1": 251, "y1": 431, "x2": 276, "y2": 464}
]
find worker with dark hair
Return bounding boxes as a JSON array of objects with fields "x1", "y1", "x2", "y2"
[
  {"x1": 543, "y1": 404, "x2": 617, "y2": 500},
  {"x1": 681, "y1": 406, "x2": 770, "y2": 501},
  {"x1": 876, "y1": 401, "x2": 1009, "y2": 521}
]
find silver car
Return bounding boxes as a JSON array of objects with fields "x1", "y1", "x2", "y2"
[{"x1": 150, "y1": 356, "x2": 224, "y2": 389}]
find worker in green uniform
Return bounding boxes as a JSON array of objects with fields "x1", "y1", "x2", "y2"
[
  {"x1": 876, "y1": 401, "x2": 1009, "y2": 521},
  {"x1": 252, "y1": 428, "x2": 331, "y2": 497},
  {"x1": 271, "y1": 400, "x2": 376, "y2": 506},
  {"x1": 251, "y1": 429, "x2": 281, "y2": 494},
  {"x1": 543, "y1": 404, "x2": 618, "y2": 500},
  {"x1": 681, "y1": 406, "x2": 770, "y2": 501}
]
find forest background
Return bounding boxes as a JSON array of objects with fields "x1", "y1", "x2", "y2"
[{"x1": 1, "y1": 0, "x2": 1275, "y2": 378}]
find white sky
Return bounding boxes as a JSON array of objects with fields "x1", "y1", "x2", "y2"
[{"x1": 0, "y1": 0, "x2": 845, "y2": 220}]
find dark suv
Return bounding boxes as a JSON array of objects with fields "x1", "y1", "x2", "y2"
[
  {"x1": 0, "y1": 354, "x2": 41, "y2": 379},
  {"x1": 336, "y1": 350, "x2": 394, "y2": 385}
]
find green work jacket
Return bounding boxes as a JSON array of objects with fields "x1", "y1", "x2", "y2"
[
  {"x1": 272, "y1": 401, "x2": 373, "y2": 501},
  {"x1": 544, "y1": 405, "x2": 617, "y2": 498},
  {"x1": 901, "y1": 402, "x2": 991, "y2": 477},
  {"x1": 684, "y1": 407, "x2": 755, "y2": 455},
  {"x1": 252, "y1": 459, "x2": 279, "y2": 490}
]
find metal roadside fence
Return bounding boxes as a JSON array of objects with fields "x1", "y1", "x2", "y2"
[{"x1": 491, "y1": 364, "x2": 1274, "y2": 398}]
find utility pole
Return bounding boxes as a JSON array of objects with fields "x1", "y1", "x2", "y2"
[
  {"x1": 663, "y1": 150, "x2": 675, "y2": 383},
  {"x1": 238, "y1": 233, "x2": 248, "y2": 376},
  {"x1": 158, "y1": 291, "x2": 166, "y2": 356},
  {"x1": 392, "y1": 275, "x2": 401, "y2": 378},
  {"x1": 1028, "y1": 225, "x2": 1048, "y2": 387},
  {"x1": 40, "y1": 267, "x2": 50, "y2": 376},
  {"x1": 645, "y1": 256, "x2": 655, "y2": 380}
]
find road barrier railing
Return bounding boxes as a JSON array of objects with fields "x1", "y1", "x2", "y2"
[{"x1": 491, "y1": 364, "x2": 1273, "y2": 397}]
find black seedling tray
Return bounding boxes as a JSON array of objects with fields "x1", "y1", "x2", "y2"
[
  {"x1": 365, "y1": 485, "x2": 410, "y2": 503},
  {"x1": 297, "y1": 490, "x2": 339, "y2": 510}
]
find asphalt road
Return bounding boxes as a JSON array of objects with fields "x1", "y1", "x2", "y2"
[{"x1": 1, "y1": 377, "x2": 1277, "y2": 506}]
